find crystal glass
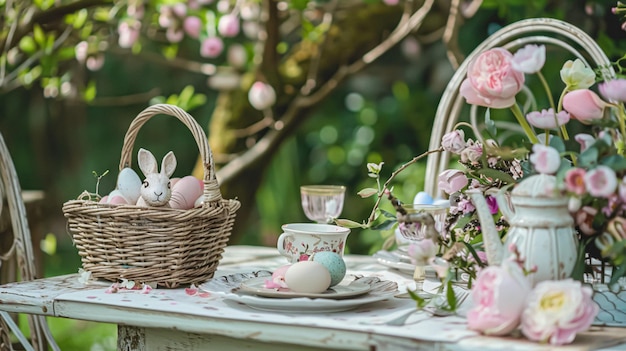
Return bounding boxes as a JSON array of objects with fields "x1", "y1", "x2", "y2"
[
  {"x1": 300, "y1": 185, "x2": 346, "y2": 224},
  {"x1": 398, "y1": 203, "x2": 449, "y2": 298}
]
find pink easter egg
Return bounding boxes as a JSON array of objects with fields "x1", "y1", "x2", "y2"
[
  {"x1": 170, "y1": 176, "x2": 203, "y2": 209},
  {"x1": 108, "y1": 195, "x2": 129, "y2": 205},
  {"x1": 100, "y1": 195, "x2": 109, "y2": 203},
  {"x1": 170, "y1": 177, "x2": 181, "y2": 188}
]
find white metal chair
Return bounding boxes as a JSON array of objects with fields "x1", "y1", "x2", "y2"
[
  {"x1": 423, "y1": 17, "x2": 616, "y2": 198},
  {"x1": 0, "y1": 131, "x2": 60, "y2": 351}
]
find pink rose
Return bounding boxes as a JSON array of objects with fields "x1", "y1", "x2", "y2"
[
  {"x1": 521, "y1": 279, "x2": 598, "y2": 345},
  {"x1": 575, "y1": 206, "x2": 598, "y2": 235},
  {"x1": 564, "y1": 168, "x2": 587, "y2": 196},
  {"x1": 563, "y1": 89, "x2": 608, "y2": 124},
  {"x1": 525, "y1": 108, "x2": 570, "y2": 129},
  {"x1": 529, "y1": 144, "x2": 560, "y2": 174},
  {"x1": 598, "y1": 78, "x2": 626, "y2": 102},
  {"x1": 441, "y1": 130, "x2": 466, "y2": 154},
  {"x1": 460, "y1": 48, "x2": 525, "y2": 108},
  {"x1": 467, "y1": 260, "x2": 531, "y2": 336},
  {"x1": 584, "y1": 165, "x2": 617, "y2": 198},
  {"x1": 438, "y1": 169, "x2": 468, "y2": 195},
  {"x1": 511, "y1": 44, "x2": 546, "y2": 74},
  {"x1": 200, "y1": 37, "x2": 224, "y2": 58}
]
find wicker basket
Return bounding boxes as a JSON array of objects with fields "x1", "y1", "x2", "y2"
[{"x1": 63, "y1": 104, "x2": 240, "y2": 288}]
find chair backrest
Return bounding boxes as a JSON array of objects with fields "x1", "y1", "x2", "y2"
[
  {"x1": 423, "y1": 18, "x2": 617, "y2": 198},
  {"x1": 0, "y1": 132, "x2": 59, "y2": 351}
]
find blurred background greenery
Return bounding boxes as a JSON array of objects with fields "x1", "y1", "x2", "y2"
[{"x1": 1, "y1": 0, "x2": 626, "y2": 349}]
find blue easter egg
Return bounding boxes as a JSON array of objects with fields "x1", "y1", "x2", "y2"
[
  {"x1": 413, "y1": 191, "x2": 434, "y2": 205},
  {"x1": 311, "y1": 251, "x2": 346, "y2": 287}
]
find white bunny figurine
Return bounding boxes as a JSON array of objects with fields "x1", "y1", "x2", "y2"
[{"x1": 136, "y1": 148, "x2": 177, "y2": 207}]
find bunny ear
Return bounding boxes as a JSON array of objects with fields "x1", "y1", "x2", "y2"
[
  {"x1": 161, "y1": 151, "x2": 177, "y2": 178},
  {"x1": 138, "y1": 148, "x2": 158, "y2": 176}
]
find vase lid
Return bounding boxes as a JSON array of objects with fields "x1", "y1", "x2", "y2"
[{"x1": 512, "y1": 173, "x2": 558, "y2": 198}]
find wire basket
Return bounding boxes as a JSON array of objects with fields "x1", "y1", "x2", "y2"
[{"x1": 63, "y1": 104, "x2": 240, "y2": 288}]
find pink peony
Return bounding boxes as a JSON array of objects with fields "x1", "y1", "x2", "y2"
[
  {"x1": 598, "y1": 78, "x2": 626, "y2": 102},
  {"x1": 584, "y1": 165, "x2": 617, "y2": 198},
  {"x1": 563, "y1": 89, "x2": 608, "y2": 124},
  {"x1": 529, "y1": 144, "x2": 560, "y2": 174},
  {"x1": 564, "y1": 168, "x2": 587, "y2": 196},
  {"x1": 525, "y1": 108, "x2": 570, "y2": 129},
  {"x1": 200, "y1": 37, "x2": 224, "y2": 58},
  {"x1": 437, "y1": 169, "x2": 469, "y2": 195},
  {"x1": 511, "y1": 44, "x2": 546, "y2": 74},
  {"x1": 441, "y1": 129, "x2": 466, "y2": 154},
  {"x1": 467, "y1": 260, "x2": 531, "y2": 336},
  {"x1": 460, "y1": 48, "x2": 525, "y2": 108},
  {"x1": 521, "y1": 279, "x2": 598, "y2": 345}
]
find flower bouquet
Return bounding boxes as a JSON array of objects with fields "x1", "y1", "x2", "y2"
[{"x1": 340, "y1": 16, "x2": 626, "y2": 345}]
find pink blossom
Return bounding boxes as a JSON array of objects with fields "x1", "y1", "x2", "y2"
[
  {"x1": 486, "y1": 195, "x2": 499, "y2": 215},
  {"x1": 525, "y1": 108, "x2": 570, "y2": 129},
  {"x1": 437, "y1": 169, "x2": 469, "y2": 195},
  {"x1": 183, "y1": 16, "x2": 202, "y2": 38},
  {"x1": 171, "y1": 3, "x2": 187, "y2": 17},
  {"x1": 460, "y1": 48, "x2": 525, "y2": 108},
  {"x1": 563, "y1": 89, "x2": 608, "y2": 124},
  {"x1": 598, "y1": 78, "x2": 626, "y2": 102},
  {"x1": 166, "y1": 27, "x2": 184, "y2": 43},
  {"x1": 521, "y1": 279, "x2": 598, "y2": 345},
  {"x1": 200, "y1": 37, "x2": 224, "y2": 58},
  {"x1": 75, "y1": 41, "x2": 88, "y2": 63},
  {"x1": 467, "y1": 260, "x2": 531, "y2": 335},
  {"x1": 460, "y1": 140, "x2": 482, "y2": 164},
  {"x1": 248, "y1": 81, "x2": 276, "y2": 110},
  {"x1": 218, "y1": 14, "x2": 240, "y2": 37},
  {"x1": 158, "y1": 6, "x2": 175, "y2": 28},
  {"x1": 457, "y1": 198, "x2": 475, "y2": 214},
  {"x1": 86, "y1": 55, "x2": 104, "y2": 71},
  {"x1": 511, "y1": 44, "x2": 546, "y2": 74},
  {"x1": 529, "y1": 144, "x2": 560, "y2": 174},
  {"x1": 564, "y1": 168, "x2": 587, "y2": 196},
  {"x1": 118, "y1": 21, "x2": 141, "y2": 48},
  {"x1": 584, "y1": 165, "x2": 617, "y2": 198},
  {"x1": 575, "y1": 206, "x2": 598, "y2": 235},
  {"x1": 441, "y1": 130, "x2": 466, "y2": 154},
  {"x1": 574, "y1": 133, "x2": 596, "y2": 152},
  {"x1": 227, "y1": 44, "x2": 247, "y2": 68},
  {"x1": 407, "y1": 239, "x2": 437, "y2": 265}
]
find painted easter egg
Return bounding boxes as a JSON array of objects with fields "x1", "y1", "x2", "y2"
[
  {"x1": 311, "y1": 251, "x2": 346, "y2": 286},
  {"x1": 284, "y1": 261, "x2": 331, "y2": 293},
  {"x1": 169, "y1": 176, "x2": 203, "y2": 209}
]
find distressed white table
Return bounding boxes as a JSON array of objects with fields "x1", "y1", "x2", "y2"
[{"x1": 0, "y1": 245, "x2": 625, "y2": 351}]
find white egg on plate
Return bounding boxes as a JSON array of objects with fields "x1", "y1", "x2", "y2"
[{"x1": 284, "y1": 261, "x2": 331, "y2": 293}]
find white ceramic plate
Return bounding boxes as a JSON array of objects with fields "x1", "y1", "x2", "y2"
[
  {"x1": 199, "y1": 272, "x2": 398, "y2": 313},
  {"x1": 239, "y1": 277, "x2": 371, "y2": 299}
]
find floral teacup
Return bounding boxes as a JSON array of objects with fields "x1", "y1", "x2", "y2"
[{"x1": 277, "y1": 223, "x2": 350, "y2": 263}]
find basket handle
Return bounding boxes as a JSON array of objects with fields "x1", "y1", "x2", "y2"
[{"x1": 118, "y1": 103, "x2": 223, "y2": 203}]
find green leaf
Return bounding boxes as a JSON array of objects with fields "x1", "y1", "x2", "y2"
[
  {"x1": 379, "y1": 208, "x2": 396, "y2": 219},
  {"x1": 445, "y1": 279, "x2": 457, "y2": 310},
  {"x1": 334, "y1": 218, "x2": 366, "y2": 229},
  {"x1": 601, "y1": 155, "x2": 626, "y2": 172},
  {"x1": 19, "y1": 36, "x2": 37, "y2": 54},
  {"x1": 357, "y1": 188, "x2": 378, "y2": 198},
  {"x1": 407, "y1": 289, "x2": 428, "y2": 308},
  {"x1": 578, "y1": 147, "x2": 599, "y2": 168},
  {"x1": 33, "y1": 24, "x2": 46, "y2": 46},
  {"x1": 549, "y1": 136, "x2": 566, "y2": 153},
  {"x1": 73, "y1": 9, "x2": 88, "y2": 29},
  {"x1": 461, "y1": 241, "x2": 486, "y2": 267},
  {"x1": 83, "y1": 80, "x2": 97, "y2": 102},
  {"x1": 370, "y1": 218, "x2": 397, "y2": 231},
  {"x1": 474, "y1": 168, "x2": 516, "y2": 184},
  {"x1": 188, "y1": 94, "x2": 207, "y2": 110}
]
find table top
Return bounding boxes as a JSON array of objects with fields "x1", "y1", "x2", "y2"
[{"x1": 1, "y1": 245, "x2": 625, "y2": 351}]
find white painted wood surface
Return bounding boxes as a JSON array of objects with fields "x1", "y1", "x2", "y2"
[{"x1": 0, "y1": 245, "x2": 624, "y2": 351}]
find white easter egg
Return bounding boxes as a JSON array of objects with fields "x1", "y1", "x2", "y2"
[
  {"x1": 116, "y1": 168, "x2": 142, "y2": 204},
  {"x1": 284, "y1": 261, "x2": 331, "y2": 293},
  {"x1": 170, "y1": 176, "x2": 203, "y2": 209}
]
